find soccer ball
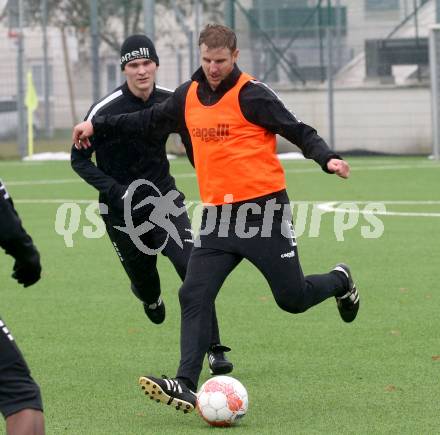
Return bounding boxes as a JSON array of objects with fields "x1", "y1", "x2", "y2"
[{"x1": 196, "y1": 376, "x2": 248, "y2": 427}]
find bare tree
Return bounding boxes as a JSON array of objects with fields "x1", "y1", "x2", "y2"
[{"x1": 25, "y1": 0, "x2": 223, "y2": 55}]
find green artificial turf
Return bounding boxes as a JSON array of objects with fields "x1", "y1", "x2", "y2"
[{"x1": 0, "y1": 156, "x2": 439, "y2": 434}]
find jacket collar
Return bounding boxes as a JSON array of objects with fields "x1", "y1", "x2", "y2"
[
  {"x1": 122, "y1": 81, "x2": 156, "y2": 105},
  {"x1": 191, "y1": 63, "x2": 242, "y2": 94}
]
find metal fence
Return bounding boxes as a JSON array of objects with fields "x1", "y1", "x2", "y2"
[{"x1": 0, "y1": 0, "x2": 437, "y2": 158}]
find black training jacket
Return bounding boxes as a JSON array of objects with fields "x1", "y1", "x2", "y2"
[
  {"x1": 71, "y1": 82, "x2": 181, "y2": 215},
  {"x1": 92, "y1": 64, "x2": 340, "y2": 174},
  {"x1": 0, "y1": 181, "x2": 40, "y2": 264}
]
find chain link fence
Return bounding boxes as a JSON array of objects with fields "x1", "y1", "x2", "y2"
[{"x1": 0, "y1": 0, "x2": 436, "y2": 158}]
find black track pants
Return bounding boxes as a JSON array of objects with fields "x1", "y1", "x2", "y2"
[
  {"x1": 176, "y1": 216, "x2": 346, "y2": 388},
  {"x1": 103, "y1": 195, "x2": 221, "y2": 344},
  {"x1": 103, "y1": 201, "x2": 193, "y2": 305},
  {"x1": 0, "y1": 317, "x2": 43, "y2": 419}
]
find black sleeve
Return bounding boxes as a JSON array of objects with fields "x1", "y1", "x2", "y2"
[
  {"x1": 91, "y1": 93, "x2": 177, "y2": 141},
  {"x1": 70, "y1": 144, "x2": 120, "y2": 196},
  {"x1": 91, "y1": 83, "x2": 195, "y2": 165},
  {"x1": 239, "y1": 81, "x2": 341, "y2": 172},
  {"x1": 0, "y1": 183, "x2": 40, "y2": 268},
  {"x1": 172, "y1": 83, "x2": 195, "y2": 167},
  {"x1": 180, "y1": 128, "x2": 194, "y2": 167},
  {"x1": 92, "y1": 108, "x2": 153, "y2": 141}
]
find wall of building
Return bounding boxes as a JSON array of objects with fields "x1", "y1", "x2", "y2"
[
  {"x1": 275, "y1": 84, "x2": 432, "y2": 154},
  {"x1": 0, "y1": 1, "x2": 434, "y2": 155}
]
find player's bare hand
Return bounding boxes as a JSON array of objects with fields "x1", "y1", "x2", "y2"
[
  {"x1": 72, "y1": 121, "x2": 94, "y2": 149},
  {"x1": 327, "y1": 158, "x2": 350, "y2": 179}
]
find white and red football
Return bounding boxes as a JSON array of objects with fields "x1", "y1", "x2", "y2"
[{"x1": 197, "y1": 376, "x2": 248, "y2": 427}]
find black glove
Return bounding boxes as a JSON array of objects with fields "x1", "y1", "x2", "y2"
[{"x1": 12, "y1": 253, "x2": 41, "y2": 287}]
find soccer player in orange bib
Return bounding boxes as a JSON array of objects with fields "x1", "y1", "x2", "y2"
[{"x1": 73, "y1": 24, "x2": 360, "y2": 414}]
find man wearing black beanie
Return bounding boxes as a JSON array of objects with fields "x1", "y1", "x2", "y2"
[
  {"x1": 120, "y1": 34, "x2": 160, "y2": 70},
  {"x1": 71, "y1": 34, "x2": 233, "y2": 376}
]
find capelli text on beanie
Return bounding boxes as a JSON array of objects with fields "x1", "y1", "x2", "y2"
[{"x1": 120, "y1": 34, "x2": 159, "y2": 70}]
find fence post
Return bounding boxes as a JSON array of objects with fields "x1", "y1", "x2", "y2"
[
  {"x1": 143, "y1": 0, "x2": 155, "y2": 41},
  {"x1": 17, "y1": 0, "x2": 27, "y2": 158},
  {"x1": 91, "y1": 0, "x2": 100, "y2": 102},
  {"x1": 41, "y1": 0, "x2": 52, "y2": 138},
  {"x1": 429, "y1": 25, "x2": 440, "y2": 160},
  {"x1": 327, "y1": 0, "x2": 335, "y2": 150},
  {"x1": 225, "y1": 0, "x2": 235, "y2": 30}
]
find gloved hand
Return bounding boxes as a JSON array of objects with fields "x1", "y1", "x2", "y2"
[{"x1": 12, "y1": 254, "x2": 41, "y2": 287}]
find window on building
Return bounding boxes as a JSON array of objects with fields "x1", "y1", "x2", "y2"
[
  {"x1": 31, "y1": 64, "x2": 53, "y2": 98},
  {"x1": 365, "y1": 0, "x2": 399, "y2": 11},
  {"x1": 250, "y1": 5, "x2": 347, "y2": 39}
]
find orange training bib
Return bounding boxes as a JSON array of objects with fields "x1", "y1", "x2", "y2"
[{"x1": 185, "y1": 72, "x2": 286, "y2": 205}]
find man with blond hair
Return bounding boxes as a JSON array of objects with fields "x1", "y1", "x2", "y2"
[{"x1": 73, "y1": 24, "x2": 360, "y2": 414}]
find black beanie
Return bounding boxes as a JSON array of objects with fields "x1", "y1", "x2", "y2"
[{"x1": 120, "y1": 34, "x2": 159, "y2": 70}]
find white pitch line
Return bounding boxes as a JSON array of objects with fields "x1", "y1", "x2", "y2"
[
  {"x1": 317, "y1": 201, "x2": 440, "y2": 218},
  {"x1": 0, "y1": 162, "x2": 44, "y2": 166},
  {"x1": 314, "y1": 200, "x2": 440, "y2": 205},
  {"x1": 14, "y1": 199, "x2": 96, "y2": 204},
  {"x1": 2, "y1": 163, "x2": 439, "y2": 186},
  {"x1": 6, "y1": 178, "x2": 84, "y2": 186},
  {"x1": 174, "y1": 173, "x2": 196, "y2": 178},
  {"x1": 283, "y1": 163, "x2": 440, "y2": 175},
  {"x1": 14, "y1": 198, "x2": 440, "y2": 218},
  {"x1": 349, "y1": 164, "x2": 440, "y2": 171},
  {"x1": 4, "y1": 164, "x2": 440, "y2": 186},
  {"x1": 375, "y1": 211, "x2": 440, "y2": 217}
]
